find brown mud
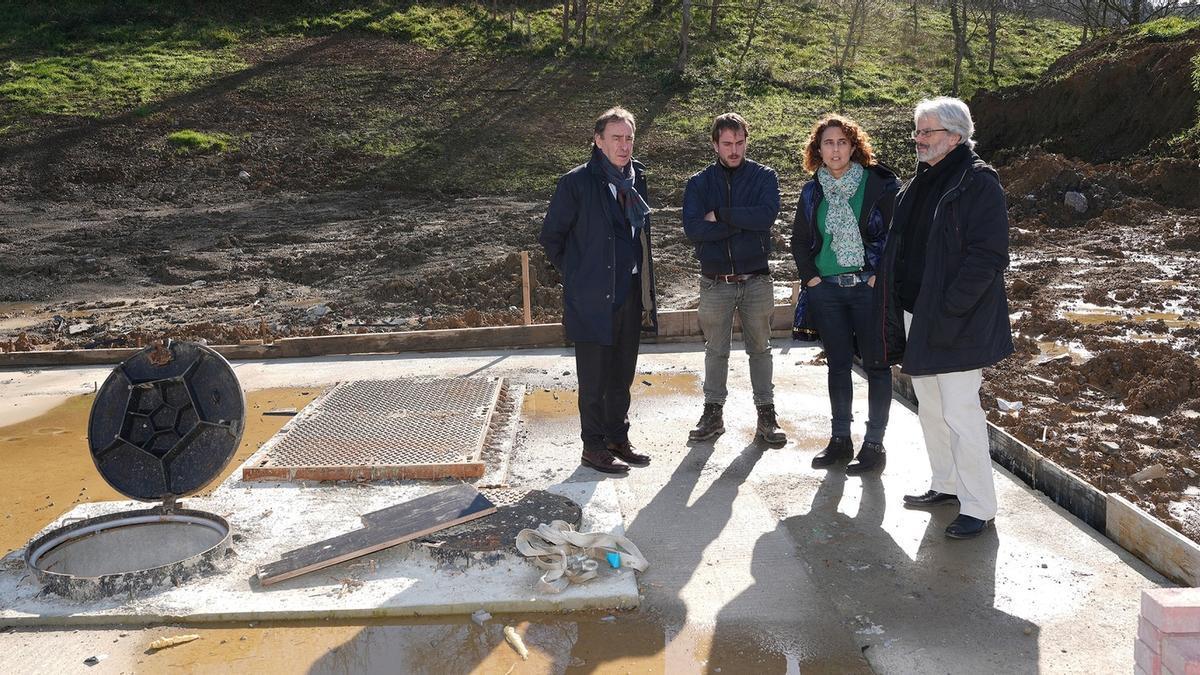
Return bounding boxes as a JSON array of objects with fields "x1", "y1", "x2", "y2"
[
  {"x1": 0, "y1": 388, "x2": 317, "y2": 555},
  {"x1": 982, "y1": 149, "x2": 1200, "y2": 543}
]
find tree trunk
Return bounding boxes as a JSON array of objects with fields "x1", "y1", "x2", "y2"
[
  {"x1": 949, "y1": 0, "x2": 965, "y2": 96},
  {"x1": 577, "y1": 0, "x2": 588, "y2": 47},
  {"x1": 987, "y1": 0, "x2": 999, "y2": 86},
  {"x1": 677, "y1": 0, "x2": 692, "y2": 72},
  {"x1": 710, "y1": 0, "x2": 721, "y2": 34},
  {"x1": 737, "y1": 0, "x2": 768, "y2": 66},
  {"x1": 911, "y1": 0, "x2": 919, "y2": 37},
  {"x1": 562, "y1": 0, "x2": 570, "y2": 44}
]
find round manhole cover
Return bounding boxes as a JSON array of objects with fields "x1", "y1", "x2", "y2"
[{"x1": 87, "y1": 340, "x2": 246, "y2": 501}]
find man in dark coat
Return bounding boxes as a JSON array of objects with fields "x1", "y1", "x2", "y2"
[
  {"x1": 539, "y1": 106, "x2": 659, "y2": 475},
  {"x1": 682, "y1": 113, "x2": 785, "y2": 447},
  {"x1": 872, "y1": 97, "x2": 1014, "y2": 539}
]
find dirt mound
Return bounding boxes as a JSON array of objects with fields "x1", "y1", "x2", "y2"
[
  {"x1": 1077, "y1": 341, "x2": 1200, "y2": 415},
  {"x1": 972, "y1": 27, "x2": 1200, "y2": 162}
]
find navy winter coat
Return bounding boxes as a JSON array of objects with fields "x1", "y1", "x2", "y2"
[
  {"x1": 539, "y1": 152, "x2": 659, "y2": 345},
  {"x1": 871, "y1": 147, "x2": 1014, "y2": 376},
  {"x1": 790, "y1": 164, "x2": 899, "y2": 341},
  {"x1": 682, "y1": 159, "x2": 781, "y2": 276}
]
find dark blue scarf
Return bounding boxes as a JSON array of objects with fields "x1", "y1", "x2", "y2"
[{"x1": 596, "y1": 147, "x2": 650, "y2": 232}]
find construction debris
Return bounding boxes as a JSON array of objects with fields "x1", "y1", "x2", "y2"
[
  {"x1": 503, "y1": 625, "x2": 528, "y2": 660},
  {"x1": 1130, "y1": 463, "x2": 1168, "y2": 483},
  {"x1": 148, "y1": 634, "x2": 200, "y2": 650},
  {"x1": 515, "y1": 520, "x2": 648, "y2": 593},
  {"x1": 257, "y1": 484, "x2": 496, "y2": 585}
]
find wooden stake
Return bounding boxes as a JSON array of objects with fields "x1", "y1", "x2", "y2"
[
  {"x1": 520, "y1": 250, "x2": 532, "y2": 326},
  {"x1": 791, "y1": 281, "x2": 801, "y2": 306}
]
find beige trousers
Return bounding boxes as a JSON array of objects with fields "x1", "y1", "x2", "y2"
[{"x1": 904, "y1": 312, "x2": 998, "y2": 520}]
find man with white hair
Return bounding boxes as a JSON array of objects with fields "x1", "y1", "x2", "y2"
[{"x1": 872, "y1": 96, "x2": 1014, "y2": 539}]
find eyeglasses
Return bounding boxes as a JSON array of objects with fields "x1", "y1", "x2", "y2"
[{"x1": 911, "y1": 128, "x2": 949, "y2": 139}]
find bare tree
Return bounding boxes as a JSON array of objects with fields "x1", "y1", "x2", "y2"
[
  {"x1": 711, "y1": 0, "x2": 722, "y2": 33},
  {"x1": 678, "y1": 0, "x2": 692, "y2": 71},
  {"x1": 738, "y1": 0, "x2": 770, "y2": 66},
  {"x1": 562, "y1": 0, "x2": 570, "y2": 43},
  {"x1": 825, "y1": 0, "x2": 880, "y2": 111},
  {"x1": 986, "y1": 0, "x2": 1000, "y2": 86}
]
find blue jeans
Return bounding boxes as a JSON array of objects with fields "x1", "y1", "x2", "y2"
[
  {"x1": 698, "y1": 274, "x2": 774, "y2": 406},
  {"x1": 807, "y1": 279, "x2": 891, "y2": 443}
]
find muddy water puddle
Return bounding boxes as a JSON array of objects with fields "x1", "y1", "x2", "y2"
[
  {"x1": 96, "y1": 612, "x2": 803, "y2": 673},
  {"x1": 1063, "y1": 309, "x2": 1197, "y2": 328},
  {"x1": 0, "y1": 388, "x2": 317, "y2": 554},
  {"x1": 523, "y1": 372, "x2": 700, "y2": 419}
]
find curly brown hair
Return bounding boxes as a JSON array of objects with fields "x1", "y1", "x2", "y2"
[{"x1": 802, "y1": 115, "x2": 876, "y2": 174}]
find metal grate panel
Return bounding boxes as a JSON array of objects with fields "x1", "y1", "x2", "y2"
[{"x1": 243, "y1": 377, "x2": 502, "y2": 482}]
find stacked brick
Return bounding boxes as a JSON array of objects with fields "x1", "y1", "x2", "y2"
[{"x1": 1138, "y1": 588, "x2": 1200, "y2": 675}]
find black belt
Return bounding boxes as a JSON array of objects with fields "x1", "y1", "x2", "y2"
[{"x1": 704, "y1": 272, "x2": 764, "y2": 283}]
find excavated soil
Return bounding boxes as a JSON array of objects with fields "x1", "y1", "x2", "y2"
[{"x1": 982, "y1": 149, "x2": 1200, "y2": 543}]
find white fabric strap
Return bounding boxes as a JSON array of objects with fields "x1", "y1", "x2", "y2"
[{"x1": 514, "y1": 520, "x2": 649, "y2": 594}]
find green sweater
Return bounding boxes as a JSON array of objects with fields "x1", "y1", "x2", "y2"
[{"x1": 814, "y1": 177, "x2": 867, "y2": 277}]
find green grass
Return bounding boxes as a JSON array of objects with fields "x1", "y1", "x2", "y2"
[
  {"x1": 166, "y1": 129, "x2": 233, "y2": 154},
  {"x1": 0, "y1": 0, "x2": 1090, "y2": 194},
  {"x1": 1133, "y1": 16, "x2": 1200, "y2": 40},
  {"x1": 1169, "y1": 52, "x2": 1200, "y2": 152}
]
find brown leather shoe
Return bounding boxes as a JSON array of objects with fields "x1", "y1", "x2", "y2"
[
  {"x1": 606, "y1": 440, "x2": 650, "y2": 467},
  {"x1": 581, "y1": 447, "x2": 630, "y2": 474}
]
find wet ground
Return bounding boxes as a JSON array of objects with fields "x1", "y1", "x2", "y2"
[
  {"x1": 981, "y1": 150, "x2": 1200, "y2": 544},
  {"x1": 0, "y1": 348, "x2": 1169, "y2": 673}
]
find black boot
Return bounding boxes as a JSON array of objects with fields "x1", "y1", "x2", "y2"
[
  {"x1": 755, "y1": 404, "x2": 787, "y2": 446},
  {"x1": 688, "y1": 402, "x2": 724, "y2": 442},
  {"x1": 846, "y1": 440, "x2": 886, "y2": 475},
  {"x1": 811, "y1": 436, "x2": 853, "y2": 468}
]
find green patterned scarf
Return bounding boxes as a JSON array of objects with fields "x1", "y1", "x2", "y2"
[{"x1": 817, "y1": 162, "x2": 865, "y2": 269}]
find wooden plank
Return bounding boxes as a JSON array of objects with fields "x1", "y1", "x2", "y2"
[
  {"x1": 1107, "y1": 493, "x2": 1200, "y2": 587},
  {"x1": 257, "y1": 484, "x2": 496, "y2": 586},
  {"x1": 520, "y1": 250, "x2": 532, "y2": 326}
]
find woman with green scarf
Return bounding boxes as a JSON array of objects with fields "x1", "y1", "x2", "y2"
[{"x1": 791, "y1": 115, "x2": 899, "y2": 475}]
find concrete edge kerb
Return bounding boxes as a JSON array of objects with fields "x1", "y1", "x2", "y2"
[
  {"x1": 0, "y1": 305, "x2": 798, "y2": 368},
  {"x1": 890, "y1": 366, "x2": 1200, "y2": 588}
]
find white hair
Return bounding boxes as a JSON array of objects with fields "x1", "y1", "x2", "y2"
[{"x1": 914, "y1": 97, "x2": 976, "y2": 149}]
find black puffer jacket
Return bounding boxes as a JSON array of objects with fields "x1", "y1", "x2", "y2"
[{"x1": 871, "y1": 147, "x2": 1014, "y2": 376}]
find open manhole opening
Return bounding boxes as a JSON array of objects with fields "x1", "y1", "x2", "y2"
[{"x1": 24, "y1": 340, "x2": 245, "y2": 601}]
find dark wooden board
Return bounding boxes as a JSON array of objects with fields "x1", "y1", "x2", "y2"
[{"x1": 257, "y1": 484, "x2": 496, "y2": 586}]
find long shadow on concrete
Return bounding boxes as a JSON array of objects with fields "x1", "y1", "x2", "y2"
[{"x1": 781, "y1": 470, "x2": 1041, "y2": 673}]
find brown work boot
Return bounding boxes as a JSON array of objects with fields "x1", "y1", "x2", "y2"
[
  {"x1": 581, "y1": 447, "x2": 629, "y2": 475},
  {"x1": 607, "y1": 440, "x2": 650, "y2": 467},
  {"x1": 755, "y1": 404, "x2": 787, "y2": 446}
]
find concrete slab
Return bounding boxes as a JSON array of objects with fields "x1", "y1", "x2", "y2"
[
  {"x1": 0, "y1": 343, "x2": 1175, "y2": 672},
  {"x1": 0, "y1": 479, "x2": 635, "y2": 626}
]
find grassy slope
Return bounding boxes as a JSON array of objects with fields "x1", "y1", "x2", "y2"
[{"x1": 0, "y1": 0, "x2": 1081, "y2": 196}]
